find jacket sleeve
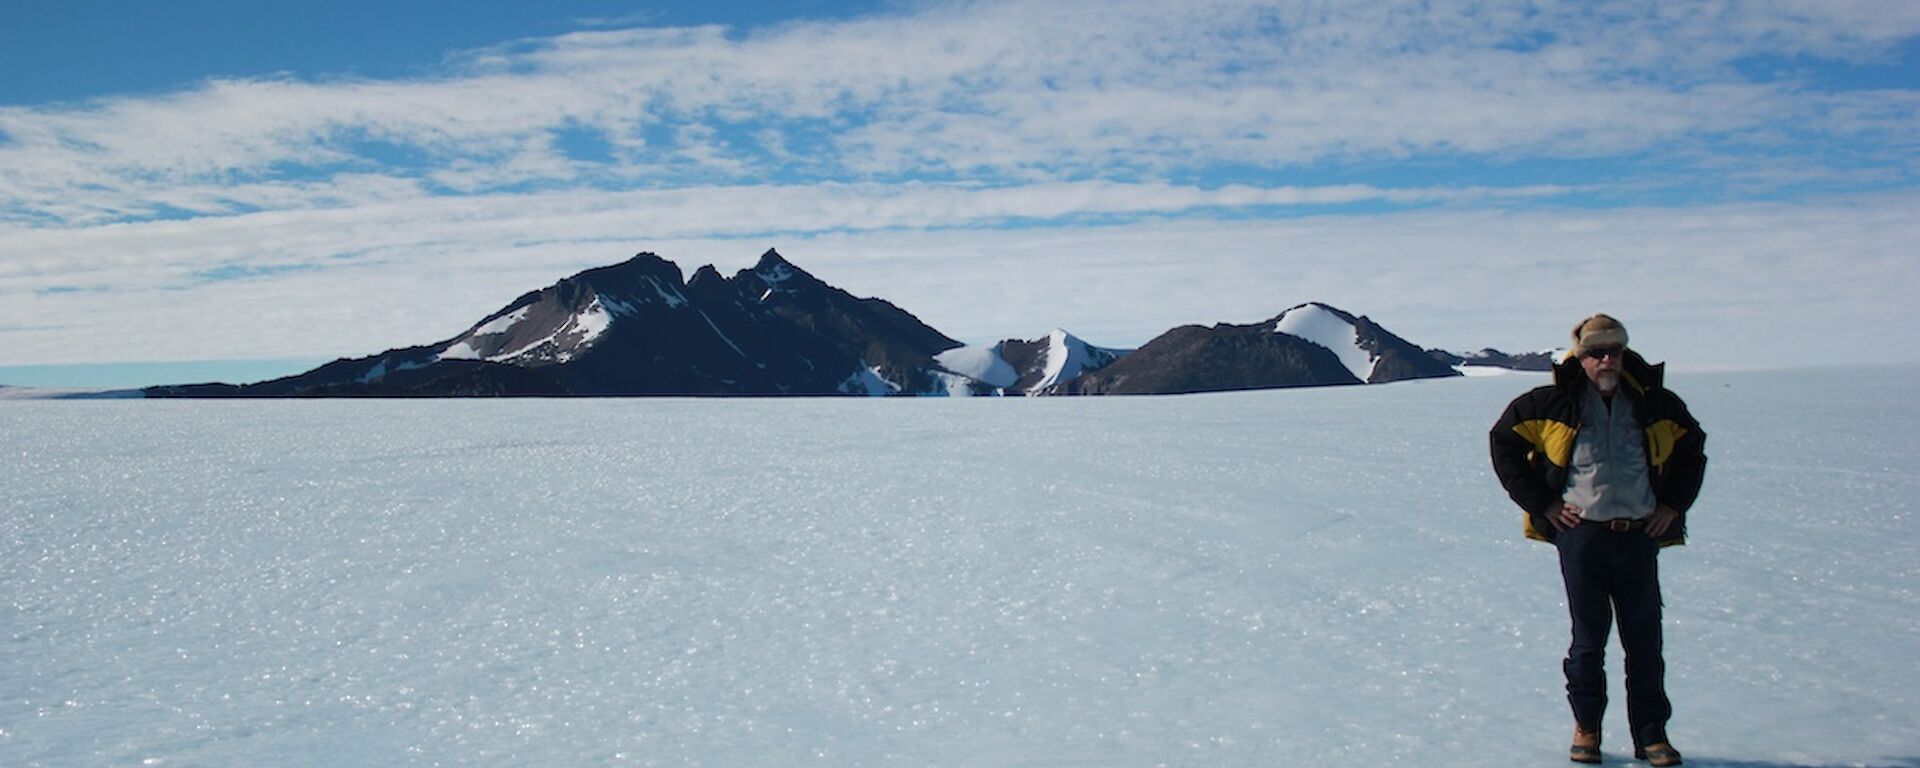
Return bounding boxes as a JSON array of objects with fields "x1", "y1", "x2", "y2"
[
  {"x1": 1653, "y1": 391, "x2": 1708, "y2": 514},
  {"x1": 1489, "y1": 391, "x2": 1559, "y2": 517}
]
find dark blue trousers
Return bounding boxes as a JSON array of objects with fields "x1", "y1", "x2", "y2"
[{"x1": 1556, "y1": 522, "x2": 1671, "y2": 748}]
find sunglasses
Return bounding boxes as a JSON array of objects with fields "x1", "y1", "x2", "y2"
[{"x1": 1581, "y1": 346, "x2": 1625, "y2": 360}]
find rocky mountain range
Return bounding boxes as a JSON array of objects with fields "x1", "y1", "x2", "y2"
[
  {"x1": 145, "y1": 250, "x2": 1539, "y2": 398},
  {"x1": 1428, "y1": 347, "x2": 1557, "y2": 372}
]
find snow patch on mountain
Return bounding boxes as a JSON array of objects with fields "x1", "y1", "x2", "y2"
[
  {"x1": 1034, "y1": 329, "x2": 1108, "y2": 394},
  {"x1": 439, "y1": 307, "x2": 533, "y2": 361},
  {"x1": 935, "y1": 345, "x2": 1018, "y2": 389},
  {"x1": 470, "y1": 307, "x2": 531, "y2": 337},
  {"x1": 1275, "y1": 304, "x2": 1374, "y2": 382},
  {"x1": 496, "y1": 331, "x2": 560, "y2": 363},
  {"x1": 839, "y1": 364, "x2": 899, "y2": 397},
  {"x1": 436, "y1": 293, "x2": 637, "y2": 366},
  {"x1": 759, "y1": 262, "x2": 796, "y2": 286},
  {"x1": 599, "y1": 295, "x2": 639, "y2": 317},
  {"x1": 642, "y1": 277, "x2": 688, "y2": 308},
  {"x1": 931, "y1": 371, "x2": 991, "y2": 397},
  {"x1": 571, "y1": 297, "x2": 616, "y2": 350}
]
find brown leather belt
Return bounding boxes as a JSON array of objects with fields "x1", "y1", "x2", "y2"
[{"x1": 1583, "y1": 518, "x2": 1646, "y2": 532}]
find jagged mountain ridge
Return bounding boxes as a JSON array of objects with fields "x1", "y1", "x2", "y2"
[
  {"x1": 1428, "y1": 347, "x2": 1558, "y2": 372},
  {"x1": 145, "y1": 250, "x2": 1504, "y2": 398},
  {"x1": 151, "y1": 251, "x2": 962, "y2": 397},
  {"x1": 931, "y1": 330, "x2": 1132, "y2": 396},
  {"x1": 1060, "y1": 303, "x2": 1460, "y2": 396}
]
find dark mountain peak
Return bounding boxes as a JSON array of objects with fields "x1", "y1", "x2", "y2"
[
  {"x1": 625, "y1": 251, "x2": 676, "y2": 270},
  {"x1": 1273, "y1": 302, "x2": 1360, "y2": 326},
  {"x1": 688, "y1": 263, "x2": 726, "y2": 288},
  {"x1": 740, "y1": 248, "x2": 824, "y2": 292},
  {"x1": 755, "y1": 248, "x2": 792, "y2": 270},
  {"x1": 1288, "y1": 300, "x2": 1346, "y2": 313},
  {"x1": 575, "y1": 252, "x2": 687, "y2": 291},
  {"x1": 752, "y1": 248, "x2": 796, "y2": 279}
]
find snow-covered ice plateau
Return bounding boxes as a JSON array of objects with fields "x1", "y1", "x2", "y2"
[{"x1": 3, "y1": 365, "x2": 1917, "y2": 767}]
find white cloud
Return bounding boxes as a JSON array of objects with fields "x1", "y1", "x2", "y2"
[{"x1": 1, "y1": 0, "x2": 1915, "y2": 225}]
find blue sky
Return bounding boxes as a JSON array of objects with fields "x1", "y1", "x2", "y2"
[
  {"x1": 3, "y1": 0, "x2": 1918, "y2": 388},
  {"x1": 0, "y1": 1, "x2": 894, "y2": 105}
]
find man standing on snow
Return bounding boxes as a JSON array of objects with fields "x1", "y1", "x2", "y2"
[{"x1": 1489, "y1": 314, "x2": 1707, "y2": 767}]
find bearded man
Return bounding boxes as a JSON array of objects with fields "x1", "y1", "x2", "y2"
[{"x1": 1490, "y1": 314, "x2": 1708, "y2": 767}]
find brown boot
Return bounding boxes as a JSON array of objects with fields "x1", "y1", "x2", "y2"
[
  {"x1": 1636, "y1": 742, "x2": 1683, "y2": 766},
  {"x1": 1570, "y1": 725, "x2": 1602, "y2": 764}
]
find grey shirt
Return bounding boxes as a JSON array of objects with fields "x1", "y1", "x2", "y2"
[{"x1": 1562, "y1": 384, "x2": 1657, "y2": 522}]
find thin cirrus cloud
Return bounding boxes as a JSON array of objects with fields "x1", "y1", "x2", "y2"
[
  {"x1": 0, "y1": 181, "x2": 1572, "y2": 295},
  {"x1": 1, "y1": 0, "x2": 1918, "y2": 375}
]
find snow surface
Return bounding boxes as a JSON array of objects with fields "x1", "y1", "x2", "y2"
[
  {"x1": 1274, "y1": 304, "x2": 1374, "y2": 382},
  {"x1": 4, "y1": 365, "x2": 1918, "y2": 767},
  {"x1": 934, "y1": 346, "x2": 1018, "y2": 389}
]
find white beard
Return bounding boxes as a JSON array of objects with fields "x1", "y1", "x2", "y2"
[{"x1": 1593, "y1": 371, "x2": 1620, "y2": 394}]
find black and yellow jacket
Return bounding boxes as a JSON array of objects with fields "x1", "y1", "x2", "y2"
[{"x1": 1489, "y1": 350, "x2": 1707, "y2": 546}]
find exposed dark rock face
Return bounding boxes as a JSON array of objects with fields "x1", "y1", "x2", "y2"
[
  {"x1": 1061, "y1": 322, "x2": 1360, "y2": 395},
  {"x1": 148, "y1": 250, "x2": 960, "y2": 398},
  {"x1": 1344, "y1": 313, "x2": 1464, "y2": 383},
  {"x1": 721, "y1": 250, "x2": 961, "y2": 395},
  {"x1": 996, "y1": 338, "x2": 1048, "y2": 386}
]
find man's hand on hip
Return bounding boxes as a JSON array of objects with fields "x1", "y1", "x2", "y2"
[
  {"x1": 1550, "y1": 501, "x2": 1584, "y2": 531},
  {"x1": 1645, "y1": 505, "x2": 1680, "y2": 538}
]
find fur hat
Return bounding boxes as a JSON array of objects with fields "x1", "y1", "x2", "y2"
[{"x1": 1570, "y1": 314, "x2": 1629, "y2": 356}]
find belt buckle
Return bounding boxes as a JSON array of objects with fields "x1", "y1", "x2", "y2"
[{"x1": 1607, "y1": 519, "x2": 1632, "y2": 533}]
